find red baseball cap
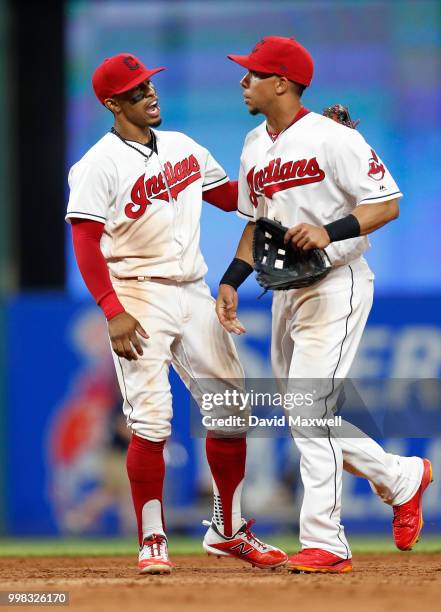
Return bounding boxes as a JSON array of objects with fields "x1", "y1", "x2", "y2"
[
  {"x1": 228, "y1": 36, "x2": 313, "y2": 86},
  {"x1": 92, "y1": 53, "x2": 165, "y2": 104}
]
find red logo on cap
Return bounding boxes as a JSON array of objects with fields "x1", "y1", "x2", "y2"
[
  {"x1": 123, "y1": 56, "x2": 140, "y2": 71},
  {"x1": 367, "y1": 149, "x2": 385, "y2": 181}
]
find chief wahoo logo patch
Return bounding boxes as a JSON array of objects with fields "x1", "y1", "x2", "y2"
[{"x1": 367, "y1": 149, "x2": 385, "y2": 181}]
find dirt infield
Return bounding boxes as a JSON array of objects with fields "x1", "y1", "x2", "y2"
[{"x1": 1, "y1": 554, "x2": 440, "y2": 611}]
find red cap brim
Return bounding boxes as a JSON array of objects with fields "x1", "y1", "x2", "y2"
[
  {"x1": 227, "y1": 54, "x2": 273, "y2": 74},
  {"x1": 113, "y1": 67, "x2": 166, "y2": 95}
]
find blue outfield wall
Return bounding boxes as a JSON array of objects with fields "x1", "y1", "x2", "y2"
[{"x1": 5, "y1": 293, "x2": 441, "y2": 536}]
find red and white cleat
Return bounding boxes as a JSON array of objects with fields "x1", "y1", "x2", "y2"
[
  {"x1": 138, "y1": 534, "x2": 173, "y2": 575},
  {"x1": 287, "y1": 548, "x2": 353, "y2": 574},
  {"x1": 392, "y1": 458, "x2": 433, "y2": 551},
  {"x1": 202, "y1": 519, "x2": 288, "y2": 569}
]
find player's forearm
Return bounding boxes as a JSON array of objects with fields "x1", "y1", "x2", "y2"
[
  {"x1": 323, "y1": 199, "x2": 399, "y2": 244},
  {"x1": 71, "y1": 219, "x2": 125, "y2": 320},
  {"x1": 235, "y1": 221, "x2": 255, "y2": 267},
  {"x1": 352, "y1": 199, "x2": 400, "y2": 235},
  {"x1": 219, "y1": 222, "x2": 255, "y2": 289}
]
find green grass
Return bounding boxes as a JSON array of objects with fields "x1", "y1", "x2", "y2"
[{"x1": 1, "y1": 536, "x2": 441, "y2": 557}]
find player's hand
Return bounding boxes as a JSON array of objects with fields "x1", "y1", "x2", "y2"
[
  {"x1": 108, "y1": 312, "x2": 149, "y2": 361},
  {"x1": 284, "y1": 223, "x2": 331, "y2": 250},
  {"x1": 216, "y1": 284, "x2": 246, "y2": 335}
]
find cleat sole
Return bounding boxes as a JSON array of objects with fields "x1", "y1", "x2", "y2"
[
  {"x1": 139, "y1": 564, "x2": 172, "y2": 575},
  {"x1": 287, "y1": 564, "x2": 352, "y2": 574}
]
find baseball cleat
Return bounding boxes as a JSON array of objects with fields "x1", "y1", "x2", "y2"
[
  {"x1": 138, "y1": 533, "x2": 172, "y2": 574},
  {"x1": 286, "y1": 548, "x2": 353, "y2": 574},
  {"x1": 392, "y1": 458, "x2": 433, "y2": 551},
  {"x1": 202, "y1": 519, "x2": 288, "y2": 569}
]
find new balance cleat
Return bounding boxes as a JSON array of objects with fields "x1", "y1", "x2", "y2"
[
  {"x1": 138, "y1": 534, "x2": 172, "y2": 574},
  {"x1": 202, "y1": 519, "x2": 288, "y2": 569}
]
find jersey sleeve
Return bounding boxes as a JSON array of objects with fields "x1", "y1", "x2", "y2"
[
  {"x1": 332, "y1": 130, "x2": 402, "y2": 206},
  {"x1": 65, "y1": 159, "x2": 114, "y2": 224},
  {"x1": 237, "y1": 157, "x2": 256, "y2": 221},
  {"x1": 200, "y1": 148, "x2": 229, "y2": 192}
]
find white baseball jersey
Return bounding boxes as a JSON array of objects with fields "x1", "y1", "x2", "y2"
[
  {"x1": 237, "y1": 111, "x2": 402, "y2": 266},
  {"x1": 66, "y1": 130, "x2": 229, "y2": 280}
]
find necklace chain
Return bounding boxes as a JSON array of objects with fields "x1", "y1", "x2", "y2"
[{"x1": 110, "y1": 127, "x2": 157, "y2": 159}]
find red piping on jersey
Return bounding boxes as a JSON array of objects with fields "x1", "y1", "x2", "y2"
[
  {"x1": 71, "y1": 219, "x2": 125, "y2": 321},
  {"x1": 266, "y1": 106, "x2": 310, "y2": 142}
]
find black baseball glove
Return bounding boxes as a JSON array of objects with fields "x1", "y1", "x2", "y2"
[
  {"x1": 323, "y1": 103, "x2": 360, "y2": 129},
  {"x1": 253, "y1": 218, "x2": 332, "y2": 291}
]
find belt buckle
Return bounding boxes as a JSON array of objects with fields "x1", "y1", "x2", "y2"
[{"x1": 137, "y1": 276, "x2": 149, "y2": 282}]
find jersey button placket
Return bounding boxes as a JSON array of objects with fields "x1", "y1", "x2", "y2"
[
  {"x1": 263, "y1": 144, "x2": 278, "y2": 216},
  {"x1": 174, "y1": 199, "x2": 185, "y2": 275},
  {"x1": 158, "y1": 158, "x2": 185, "y2": 278}
]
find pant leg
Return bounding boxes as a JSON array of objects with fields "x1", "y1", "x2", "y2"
[
  {"x1": 171, "y1": 279, "x2": 245, "y2": 381},
  {"x1": 271, "y1": 291, "x2": 294, "y2": 384},
  {"x1": 170, "y1": 279, "x2": 249, "y2": 436},
  {"x1": 111, "y1": 279, "x2": 179, "y2": 441},
  {"x1": 280, "y1": 258, "x2": 375, "y2": 558},
  {"x1": 337, "y1": 423, "x2": 423, "y2": 505},
  {"x1": 170, "y1": 279, "x2": 247, "y2": 534},
  {"x1": 282, "y1": 257, "x2": 423, "y2": 557},
  {"x1": 315, "y1": 261, "x2": 423, "y2": 506}
]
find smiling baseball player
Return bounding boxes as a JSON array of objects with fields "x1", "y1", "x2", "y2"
[
  {"x1": 216, "y1": 36, "x2": 432, "y2": 573},
  {"x1": 66, "y1": 53, "x2": 287, "y2": 574}
]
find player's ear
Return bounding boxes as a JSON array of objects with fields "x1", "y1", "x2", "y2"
[
  {"x1": 274, "y1": 76, "x2": 290, "y2": 95},
  {"x1": 104, "y1": 97, "x2": 121, "y2": 114}
]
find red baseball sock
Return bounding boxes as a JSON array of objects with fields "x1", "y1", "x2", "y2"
[
  {"x1": 126, "y1": 433, "x2": 166, "y2": 545},
  {"x1": 206, "y1": 436, "x2": 246, "y2": 537}
]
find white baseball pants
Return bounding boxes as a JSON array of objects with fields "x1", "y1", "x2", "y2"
[
  {"x1": 271, "y1": 257, "x2": 423, "y2": 558},
  {"x1": 111, "y1": 277, "x2": 246, "y2": 441}
]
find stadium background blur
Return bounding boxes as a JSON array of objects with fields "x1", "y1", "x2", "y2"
[{"x1": 1, "y1": 0, "x2": 440, "y2": 542}]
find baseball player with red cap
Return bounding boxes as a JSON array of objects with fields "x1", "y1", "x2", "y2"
[
  {"x1": 217, "y1": 36, "x2": 432, "y2": 574},
  {"x1": 66, "y1": 53, "x2": 288, "y2": 574}
]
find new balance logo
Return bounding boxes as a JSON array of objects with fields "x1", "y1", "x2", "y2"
[{"x1": 230, "y1": 542, "x2": 254, "y2": 556}]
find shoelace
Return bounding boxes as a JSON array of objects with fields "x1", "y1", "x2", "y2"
[
  {"x1": 242, "y1": 519, "x2": 268, "y2": 551},
  {"x1": 141, "y1": 535, "x2": 168, "y2": 559}
]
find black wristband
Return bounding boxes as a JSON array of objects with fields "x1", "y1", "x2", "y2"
[
  {"x1": 323, "y1": 214, "x2": 361, "y2": 243},
  {"x1": 220, "y1": 258, "x2": 253, "y2": 290}
]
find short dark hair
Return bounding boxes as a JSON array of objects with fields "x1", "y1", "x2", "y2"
[{"x1": 290, "y1": 81, "x2": 306, "y2": 98}]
